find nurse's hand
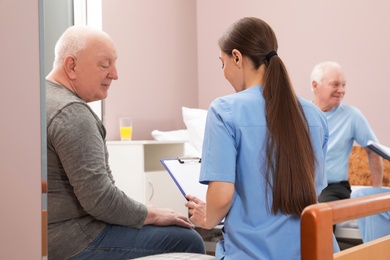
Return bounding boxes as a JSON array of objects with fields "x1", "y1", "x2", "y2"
[{"x1": 185, "y1": 194, "x2": 207, "y2": 228}]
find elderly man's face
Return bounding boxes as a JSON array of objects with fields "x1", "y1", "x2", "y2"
[
  {"x1": 72, "y1": 36, "x2": 118, "y2": 102},
  {"x1": 313, "y1": 67, "x2": 346, "y2": 112}
]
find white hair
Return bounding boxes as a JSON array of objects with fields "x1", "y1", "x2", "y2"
[
  {"x1": 52, "y1": 25, "x2": 107, "y2": 69},
  {"x1": 310, "y1": 61, "x2": 342, "y2": 91}
]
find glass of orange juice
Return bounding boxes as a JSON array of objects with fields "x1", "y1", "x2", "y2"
[{"x1": 119, "y1": 117, "x2": 133, "y2": 141}]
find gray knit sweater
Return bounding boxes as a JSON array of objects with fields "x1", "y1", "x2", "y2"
[{"x1": 46, "y1": 80, "x2": 148, "y2": 259}]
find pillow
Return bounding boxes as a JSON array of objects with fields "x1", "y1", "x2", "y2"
[
  {"x1": 151, "y1": 129, "x2": 198, "y2": 156},
  {"x1": 151, "y1": 129, "x2": 190, "y2": 141},
  {"x1": 182, "y1": 107, "x2": 208, "y2": 157}
]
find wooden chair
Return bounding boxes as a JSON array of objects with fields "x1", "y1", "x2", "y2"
[
  {"x1": 42, "y1": 181, "x2": 47, "y2": 257},
  {"x1": 301, "y1": 192, "x2": 390, "y2": 260}
]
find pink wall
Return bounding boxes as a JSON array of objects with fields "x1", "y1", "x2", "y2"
[
  {"x1": 102, "y1": 0, "x2": 198, "y2": 140},
  {"x1": 197, "y1": 0, "x2": 390, "y2": 145},
  {"x1": 0, "y1": 0, "x2": 42, "y2": 259},
  {"x1": 103, "y1": 0, "x2": 390, "y2": 146}
]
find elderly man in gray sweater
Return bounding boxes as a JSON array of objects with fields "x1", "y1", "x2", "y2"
[{"x1": 45, "y1": 25, "x2": 206, "y2": 260}]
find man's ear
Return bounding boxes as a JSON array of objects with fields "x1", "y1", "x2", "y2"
[
  {"x1": 311, "y1": 81, "x2": 318, "y2": 92},
  {"x1": 64, "y1": 55, "x2": 77, "y2": 79}
]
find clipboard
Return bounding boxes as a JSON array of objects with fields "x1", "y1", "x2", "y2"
[
  {"x1": 161, "y1": 157, "x2": 225, "y2": 225},
  {"x1": 367, "y1": 140, "x2": 390, "y2": 161},
  {"x1": 160, "y1": 157, "x2": 207, "y2": 202}
]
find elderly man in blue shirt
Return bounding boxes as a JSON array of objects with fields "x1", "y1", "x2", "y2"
[{"x1": 310, "y1": 61, "x2": 383, "y2": 203}]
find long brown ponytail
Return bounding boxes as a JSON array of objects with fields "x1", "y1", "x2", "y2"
[{"x1": 218, "y1": 17, "x2": 316, "y2": 216}]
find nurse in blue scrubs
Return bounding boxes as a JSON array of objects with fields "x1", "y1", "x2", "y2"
[{"x1": 185, "y1": 17, "x2": 340, "y2": 259}]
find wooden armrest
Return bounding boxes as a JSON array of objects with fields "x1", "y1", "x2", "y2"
[
  {"x1": 42, "y1": 181, "x2": 47, "y2": 193},
  {"x1": 301, "y1": 193, "x2": 390, "y2": 260},
  {"x1": 42, "y1": 180, "x2": 47, "y2": 256},
  {"x1": 334, "y1": 235, "x2": 390, "y2": 260}
]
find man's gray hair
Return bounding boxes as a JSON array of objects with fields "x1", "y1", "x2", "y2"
[
  {"x1": 310, "y1": 61, "x2": 341, "y2": 91},
  {"x1": 52, "y1": 25, "x2": 103, "y2": 69}
]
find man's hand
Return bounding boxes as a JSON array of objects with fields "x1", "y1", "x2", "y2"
[{"x1": 144, "y1": 205, "x2": 195, "y2": 229}]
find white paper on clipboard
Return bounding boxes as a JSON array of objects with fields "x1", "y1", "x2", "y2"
[
  {"x1": 160, "y1": 157, "x2": 207, "y2": 202},
  {"x1": 161, "y1": 157, "x2": 225, "y2": 225}
]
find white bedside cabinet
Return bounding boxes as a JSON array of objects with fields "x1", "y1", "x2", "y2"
[{"x1": 106, "y1": 140, "x2": 188, "y2": 216}]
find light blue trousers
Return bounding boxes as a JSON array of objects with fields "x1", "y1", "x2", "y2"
[{"x1": 351, "y1": 187, "x2": 390, "y2": 243}]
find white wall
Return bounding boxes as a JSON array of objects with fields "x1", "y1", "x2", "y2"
[{"x1": 0, "y1": 0, "x2": 43, "y2": 259}]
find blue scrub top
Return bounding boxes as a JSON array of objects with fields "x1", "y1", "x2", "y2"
[{"x1": 200, "y1": 86, "x2": 328, "y2": 259}]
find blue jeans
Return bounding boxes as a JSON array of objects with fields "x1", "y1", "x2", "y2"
[
  {"x1": 351, "y1": 187, "x2": 390, "y2": 243},
  {"x1": 70, "y1": 224, "x2": 206, "y2": 260}
]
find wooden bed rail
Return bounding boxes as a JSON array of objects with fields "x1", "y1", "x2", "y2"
[
  {"x1": 301, "y1": 192, "x2": 390, "y2": 260},
  {"x1": 42, "y1": 180, "x2": 47, "y2": 193},
  {"x1": 42, "y1": 181, "x2": 47, "y2": 257}
]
